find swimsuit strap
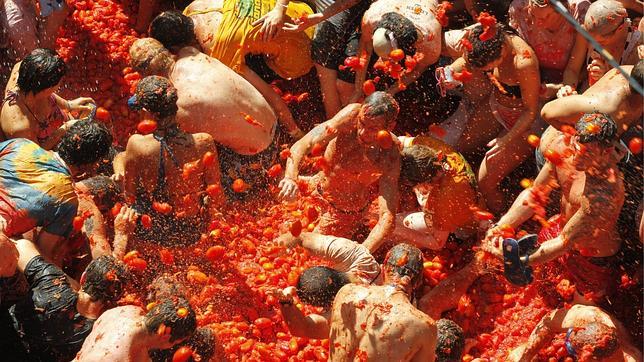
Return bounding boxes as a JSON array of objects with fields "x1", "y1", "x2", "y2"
[
  {"x1": 153, "y1": 133, "x2": 180, "y2": 198},
  {"x1": 565, "y1": 327, "x2": 577, "y2": 358}
]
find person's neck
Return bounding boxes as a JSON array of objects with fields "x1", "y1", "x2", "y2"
[
  {"x1": 155, "y1": 119, "x2": 181, "y2": 137},
  {"x1": 76, "y1": 291, "x2": 103, "y2": 319},
  {"x1": 22, "y1": 90, "x2": 50, "y2": 107}
]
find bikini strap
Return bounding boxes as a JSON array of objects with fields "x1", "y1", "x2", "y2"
[{"x1": 153, "y1": 133, "x2": 180, "y2": 195}]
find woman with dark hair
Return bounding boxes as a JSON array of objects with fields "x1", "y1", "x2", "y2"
[
  {"x1": 508, "y1": 0, "x2": 591, "y2": 98},
  {"x1": 440, "y1": 23, "x2": 541, "y2": 213},
  {"x1": 0, "y1": 48, "x2": 96, "y2": 149}
]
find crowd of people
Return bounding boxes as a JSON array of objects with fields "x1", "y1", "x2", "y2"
[{"x1": 0, "y1": 0, "x2": 642, "y2": 360}]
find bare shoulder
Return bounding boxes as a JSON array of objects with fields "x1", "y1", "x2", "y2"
[{"x1": 125, "y1": 134, "x2": 154, "y2": 155}]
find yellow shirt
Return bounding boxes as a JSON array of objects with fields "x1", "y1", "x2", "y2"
[{"x1": 209, "y1": 0, "x2": 314, "y2": 79}]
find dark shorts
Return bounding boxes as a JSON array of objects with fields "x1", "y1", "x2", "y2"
[
  {"x1": 311, "y1": 0, "x2": 371, "y2": 70},
  {"x1": 10, "y1": 256, "x2": 93, "y2": 361},
  {"x1": 217, "y1": 130, "x2": 281, "y2": 199}
]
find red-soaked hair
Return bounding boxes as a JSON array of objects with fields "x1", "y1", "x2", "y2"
[{"x1": 570, "y1": 322, "x2": 620, "y2": 360}]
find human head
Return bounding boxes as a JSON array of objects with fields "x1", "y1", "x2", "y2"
[
  {"x1": 296, "y1": 266, "x2": 350, "y2": 308},
  {"x1": 77, "y1": 175, "x2": 121, "y2": 212},
  {"x1": 527, "y1": 0, "x2": 567, "y2": 29},
  {"x1": 80, "y1": 255, "x2": 131, "y2": 303},
  {"x1": 184, "y1": 327, "x2": 216, "y2": 361},
  {"x1": 583, "y1": 0, "x2": 629, "y2": 47},
  {"x1": 629, "y1": 60, "x2": 644, "y2": 95},
  {"x1": 357, "y1": 91, "x2": 399, "y2": 145},
  {"x1": 436, "y1": 319, "x2": 465, "y2": 362},
  {"x1": 465, "y1": 24, "x2": 506, "y2": 70},
  {"x1": 572, "y1": 112, "x2": 618, "y2": 170},
  {"x1": 569, "y1": 323, "x2": 620, "y2": 360},
  {"x1": 128, "y1": 75, "x2": 179, "y2": 120},
  {"x1": 145, "y1": 299, "x2": 197, "y2": 346},
  {"x1": 95, "y1": 145, "x2": 121, "y2": 177},
  {"x1": 57, "y1": 121, "x2": 112, "y2": 174},
  {"x1": 383, "y1": 243, "x2": 424, "y2": 290},
  {"x1": 401, "y1": 144, "x2": 442, "y2": 184},
  {"x1": 149, "y1": 11, "x2": 195, "y2": 49},
  {"x1": 467, "y1": 0, "x2": 510, "y2": 23},
  {"x1": 129, "y1": 38, "x2": 174, "y2": 76},
  {"x1": 17, "y1": 48, "x2": 66, "y2": 95},
  {"x1": 373, "y1": 13, "x2": 418, "y2": 58}
]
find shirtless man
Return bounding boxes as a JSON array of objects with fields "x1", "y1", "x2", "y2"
[
  {"x1": 351, "y1": 0, "x2": 443, "y2": 100},
  {"x1": 75, "y1": 299, "x2": 198, "y2": 361},
  {"x1": 542, "y1": 61, "x2": 644, "y2": 133},
  {"x1": 329, "y1": 243, "x2": 436, "y2": 361},
  {"x1": 149, "y1": 10, "x2": 306, "y2": 139},
  {"x1": 484, "y1": 113, "x2": 625, "y2": 303},
  {"x1": 129, "y1": 38, "x2": 287, "y2": 155},
  {"x1": 122, "y1": 75, "x2": 224, "y2": 246},
  {"x1": 273, "y1": 231, "x2": 381, "y2": 338},
  {"x1": 508, "y1": 304, "x2": 642, "y2": 361},
  {"x1": 278, "y1": 92, "x2": 401, "y2": 252},
  {"x1": 9, "y1": 238, "x2": 130, "y2": 361}
]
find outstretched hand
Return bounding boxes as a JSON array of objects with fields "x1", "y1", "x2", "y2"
[
  {"x1": 253, "y1": 8, "x2": 287, "y2": 41},
  {"x1": 278, "y1": 177, "x2": 299, "y2": 201}
]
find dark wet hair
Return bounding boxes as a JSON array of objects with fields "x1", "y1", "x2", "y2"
[
  {"x1": 630, "y1": 60, "x2": 644, "y2": 95},
  {"x1": 150, "y1": 11, "x2": 195, "y2": 49},
  {"x1": 466, "y1": 24, "x2": 505, "y2": 68},
  {"x1": 133, "y1": 76, "x2": 178, "y2": 118},
  {"x1": 82, "y1": 255, "x2": 131, "y2": 302},
  {"x1": 401, "y1": 144, "x2": 442, "y2": 183},
  {"x1": 575, "y1": 113, "x2": 618, "y2": 145},
  {"x1": 296, "y1": 266, "x2": 350, "y2": 308},
  {"x1": 570, "y1": 322, "x2": 620, "y2": 360},
  {"x1": 17, "y1": 48, "x2": 66, "y2": 94},
  {"x1": 80, "y1": 175, "x2": 121, "y2": 209},
  {"x1": 375, "y1": 12, "x2": 418, "y2": 55},
  {"x1": 57, "y1": 121, "x2": 112, "y2": 167},
  {"x1": 384, "y1": 243, "x2": 424, "y2": 286},
  {"x1": 362, "y1": 91, "x2": 400, "y2": 125},
  {"x1": 470, "y1": 0, "x2": 510, "y2": 23},
  {"x1": 96, "y1": 145, "x2": 122, "y2": 176},
  {"x1": 145, "y1": 299, "x2": 198, "y2": 342},
  {"x1": 436, "y1": 319, "x2": 465, "y2": 362}
]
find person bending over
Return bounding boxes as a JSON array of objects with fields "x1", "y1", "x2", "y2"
[
  {"x1": 0, "y1": 121, "x2": 112, "y2": 265},
  {"x1": 122, "y1": 75, "x2": 224, "y2": 246},
  {"x1": 1, "y1": 48, "x2": 96, "y2": 149},
  {"x1": 9, "y1": 238, "x2": 130, "y2": 361},
  {"x1": 278, "y1": 92, "x2": 401, "y2": 252},
  {"x1": 76, "y1": 298, "x2": 198, "y2": 361},
  {"x1": 508, "y1": 304, "x2": 641, "y2": 361}
]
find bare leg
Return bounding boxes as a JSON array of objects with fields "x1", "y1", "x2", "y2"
[
  {"x1": 135, "y1": 0, "x2": 159, "y2": 33},
  {"x1": 336, "y1": 78, "x2": 354, "y2": 106},
  {"x1": 316, "y1": 64, "x2": 342, "y2": 118},
  {"x1": 478, "y1": 132, "x2": 533, "y2": 214},
  {"x1": 2, "y1": 0, "x2": 38, "y2": 59}
]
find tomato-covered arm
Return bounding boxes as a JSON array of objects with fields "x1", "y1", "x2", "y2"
[
  {"x1": 350, "y1": 28, "x2": 374, "y2": 102},
  {"x1": 540, "y1": 94, "x2": 599, "y2": 129},
  {"x1": 418, "y1": 260, "x2": 480, "y2": 320},
  {"x1": 280, "y1": 306, "x2": 330, "y2": 339},
  {"x1": 515, "y1": 309, "x2": 566, "y2": 361},
  {"x1": 500, "y1": 54, "x2": 540, "y2": 144},
  {"x1": 284, "y1": 104, "x2": 359, "y2": 181},
  {"x1": 561, "y1": 33, "x2": 588, "y2": 89},
  {"x1": 202, "y1": 140, "x2": 225, "y2": 218},
  {"x1": 79, "y1": 198, "x2": 111, "y2": 259},
  {"x1": 387, "y1": 25, "x2": 441, "y2": 95},
  {"x1": 362, "y1": 149, "x2": 400, "y2": 253}
]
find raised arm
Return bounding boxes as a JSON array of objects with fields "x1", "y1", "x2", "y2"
[
  {"x1": 500, "y1": 53, "x2": 540, "y2": 144},
  {"x1": 279, "y1": 104, "x2": 360, "y2": 200},
  {"x1": 274, "y1": 286, "x2": 330, "y2": 339},
  {"x1": 540, "y1": 94, "x2": 598, "y2": 129},
  {"x1": 350, "y1": 28, "x2": 374, "y2": 103},
  {"x1": 282, "y1": 0, "x2": 363, "y2": 33},
  {"x1": 362, "y1": 148, "x2": 400, "y2": 253}
]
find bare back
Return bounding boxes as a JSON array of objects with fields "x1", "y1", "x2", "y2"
[
  {"x1": 75, "y1": 306, "x2": 148, "y2": 362},
  {"x1": 171, "y1": 47, "x2": 277, "y2": 155},
  {"x1": 124, "y1": 131, "x2": 220, "y2": 217},
  {"x1": 329, "y1": 284, "x2": 436, "y2": 362},
  {"x1": 184, "y1": 0, "x2": 224, "y2": 52}
]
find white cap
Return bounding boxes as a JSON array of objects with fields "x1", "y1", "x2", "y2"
[{"x1": 373, "y1": 28, "x2": 398, "y2": 59}]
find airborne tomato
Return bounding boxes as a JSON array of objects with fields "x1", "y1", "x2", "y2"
[
  {"x1": 95, "y1": 107, "x2": 110, "y2": 121},
  {"x1": 389, "y1": 49, "x2": 405, "y2": 62},
  {"x1": 232, "y1": 179, "x2": 249, "y2": 193},
  {"x1": 267, "y1": 164, "x2": 283, "y2": 178},
  {"x1": 362, "y1": 80, "x2": 376, "y2": 96},
  {"x1": 526, "y1": 134, "x2": 541, "y2": 148},
  {"x1": 152, "y1": 201, "x2": 173, "y2": 215},
  {"x1": 376, "y1": 130, "x2": 393, "y2": 149},
  {"x1": 127, "y1": 257, "x2": 147, "y2": 272},
  {"x1": 202, "y1": 151, "x2": 216, "y2": 167},
  {"x1": 629, "y1": 137, "x2": 642, "y2": 154},
  {"x1": 140, "y1": 214, "x2": 152, "y2": 229},
  {"x1": 206, "y1": 184, "x2": 222, "y2": 197},
  {"x1": 72, "y1": 216, "x2": 85, "y2": 231},
  {"x1": 290, "y1": 220, "x2": 303, "y2": 237}
]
